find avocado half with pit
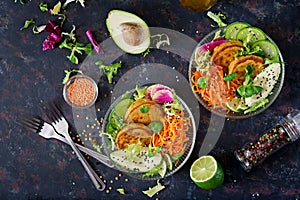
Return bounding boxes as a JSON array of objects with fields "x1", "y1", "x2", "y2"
[{"x1": 106, "y1": 10, "x2": 150, "y2": 54}]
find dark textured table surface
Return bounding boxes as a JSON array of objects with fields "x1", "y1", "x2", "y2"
[{"x1": 1, "y1": 0, "x2": 300, "y2": 199}]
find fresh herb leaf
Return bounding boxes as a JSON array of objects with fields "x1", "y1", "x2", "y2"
[
  {"x1": 197, "y1": 77, "x2": 208, "y2": 88},
  {"x1": 39, "y1": 2, "x2": 48, "y2": 12},
  {"x1": 237, "y1": 65, "x2": 263, "y2": 98},
  {"x1": 62, "y1": 69, "x2": 82, "y2": 84},
  {"x1": 224, "y1": 72, "x2": 236, "y2": 88},
  {"x1": 59, "y1": 39, "x2": 92, "y2": 64},
  {"x1": 140, "y1": 105, "x2": 149, "y2": 113},
  {"x1": 20, "y1": 19, "x2": 35, "y2": 30},
  {"x1": 96, "y1": 61, "x2": 122, "y2": 83},
  {"x1": 207, "y1": 11, "x2": 227, "y2": 27},
  {"x1": 223, "y1": 72, "x2": 236, "y2": 81}
]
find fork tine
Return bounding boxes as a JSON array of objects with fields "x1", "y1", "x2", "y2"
[
  {"x1": 47, "y1": 102, "x2": 64, "y2": 122},
  {"x1": 16, "y1": 115, "x2": 44, "y2": 133}
]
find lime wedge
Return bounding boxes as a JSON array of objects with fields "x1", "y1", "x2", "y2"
[
  {"x1": 158, "y1": 160, "x2": 167, "y2": 178},
  {"x1": 190, "y1": 155, "x2": 224, "y2": 190},
  {"x1": 225, "y1": 97, "x2": 248, "y2": 112},
  {"x1": 164, "y1": 153, "x2": 173, "y2": 171}
]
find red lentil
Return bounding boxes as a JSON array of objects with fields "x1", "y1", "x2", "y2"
[{"x1": 67, "y1": 78, "x2": 96, "y2": 107}]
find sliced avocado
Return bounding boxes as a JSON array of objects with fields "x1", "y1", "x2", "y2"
[
  {"x1": 110, "y1": 147, "x2": 162, "y2": 172},
  {"x1": 106, "y1": 10, "x2": 150, "y2": 54}
]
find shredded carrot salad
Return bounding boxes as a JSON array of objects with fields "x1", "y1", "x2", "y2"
[
  {"x1": 191, "y1": 65, "x2": 240, "y2": 111},
  {"x1": 151, "y1": 111, "x2": 190, "y2": 157}
]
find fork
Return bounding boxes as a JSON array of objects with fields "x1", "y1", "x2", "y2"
[
  {"x1": 47, "y1": 104, "x2": 106, "y2": 191},
  {"x1": 17, "y1": 115, "x2": 114, "y2": 168}
]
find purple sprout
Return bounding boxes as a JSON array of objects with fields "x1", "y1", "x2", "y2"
[{"x1": 86, "y1": 29, "x2": 104, "y2": 54}]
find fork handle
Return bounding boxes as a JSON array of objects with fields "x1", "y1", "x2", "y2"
[
  {"x1": 64, "y1": 133, "x2": 106, "y2": 191},
  {"x1": 52, "y1": 133, "x2": 114, "y2": 168},
  {"x1": 75, "y1": 144, "x2": 114, "y2": 168}
]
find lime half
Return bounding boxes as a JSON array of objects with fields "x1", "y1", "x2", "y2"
[{"x1": 190, "y1": 155, "x2": 224, "y2": 190}]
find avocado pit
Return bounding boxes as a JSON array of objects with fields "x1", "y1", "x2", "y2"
[{"x1": 120, "y1": 23, "x2": 144, "y2": 46}]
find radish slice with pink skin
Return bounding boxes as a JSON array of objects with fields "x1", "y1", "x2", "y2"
[
  {"x1": 145, "y1": 84, "x2": 175, "y2": 104},
  {"x1": 198, "y1": 38, "x2": 228, "y2": 52},
  {"x1": 151, "y1": 89, "x2": 174, "y2": 104}
]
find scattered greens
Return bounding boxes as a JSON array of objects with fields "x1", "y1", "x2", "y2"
[
  {"x1": 20, "y1": 19, "x2": 35, "y2": 30},
  {"x1": 207, "y1": 11, "x2": 227, "y2": 27},
  {"x1": 59, "y1": 39, "x2": 92, "y2": 64},
  {"x1": 62, "y1": 69, "x2": 82, "y2": 84},
  {"x1": 39, "y1": 2, "x2": 48, "y2": 12},
  {"x1": 236, "y1": 65, "x2": 263, "y2": 98},
  {"x1": 142, "y1": 180, "x2": 165, "y2": 198},
  {"x1": 162, "y1": 93, "x2": 182, "y2": 115},
  {"x1": 116, "y1": 188, "x2": 125, "y2": 195},
  {"x1": 95, "y1": 61, "x2": 122, "y2": 83}
]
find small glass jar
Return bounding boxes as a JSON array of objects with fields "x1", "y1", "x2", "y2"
[
  {"x1": 234, "y1": 109, "x2": 300, "y2": 172},
  {"x1": 63, "y1": 74, "x2": 98, "y2": 109}
]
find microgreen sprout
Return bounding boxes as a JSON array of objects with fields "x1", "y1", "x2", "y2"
[
  {"x1": 59, "y1": 39, "x2": 92, "y2": 64},
  {"x1": 62, "y1": 69, "x2": 83, "y2": 84},
  {"x1": 20, "y1": 19, "x2": 35, "y2": 30},
  {"x1": 50, "y1": 1, "x2": 62, "y2": 15},
  {"x1": 39, "y1": 2, "x2": 48, "y2": 12},
  {"x1": 95, "y1": 61, "x2": 122, "y2": 83},
  {"x1": 62, "y1": 25, "x2": 77, "y2": 43},
  {"x1": 207, "y1": 11, "x2": 227, "y2": 27}
]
